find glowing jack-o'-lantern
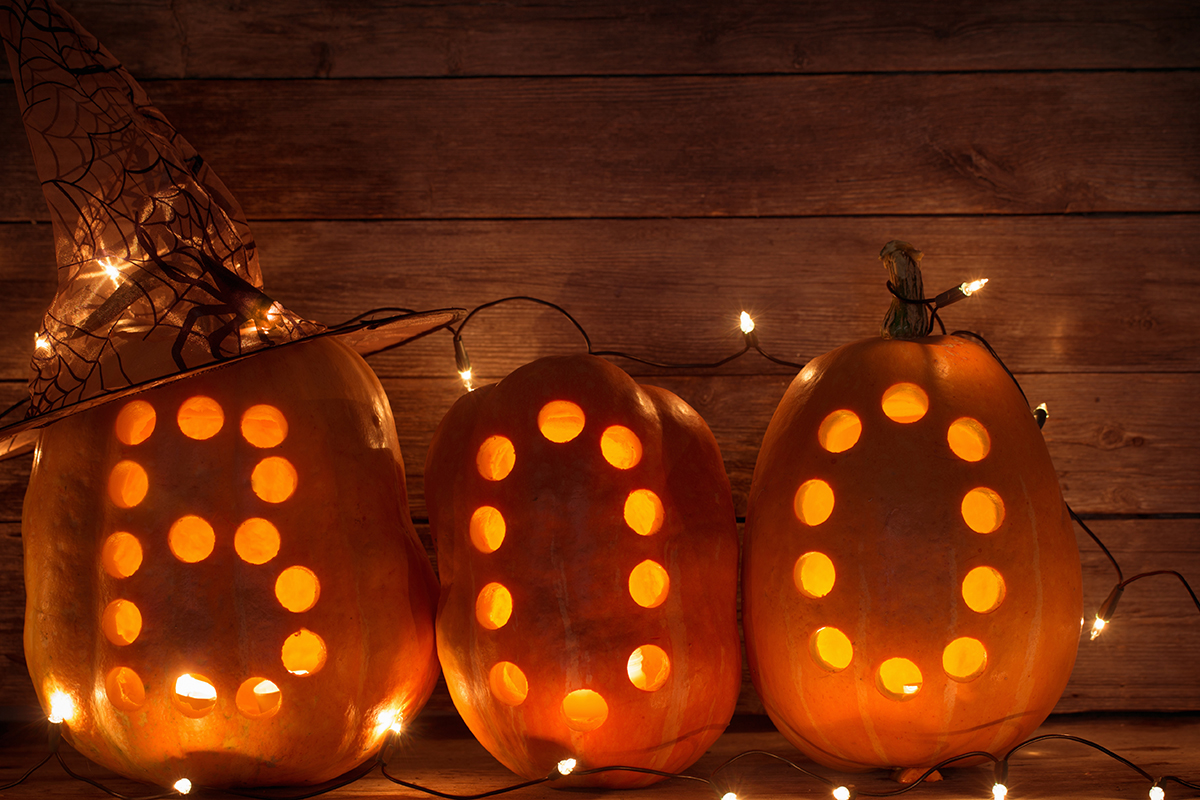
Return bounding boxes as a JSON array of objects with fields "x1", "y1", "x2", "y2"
[
  {"x1": 23, "y1": 337, "x2": 439, "y2": 787},
  {"x1": 425, "y1": 354, "x2": 741, "y2": 787},
  {"x1": 743, "y1": 243, "x2": 1082, "y2": 777}
]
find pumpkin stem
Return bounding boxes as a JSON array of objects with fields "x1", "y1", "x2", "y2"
[{"x1": 880, "y1": 240, "x2": 929, "y2": 340}]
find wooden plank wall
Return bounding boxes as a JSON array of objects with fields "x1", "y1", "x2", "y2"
[{"x1": 0, "y1": 0, "x2": 1197, "y2": 718}]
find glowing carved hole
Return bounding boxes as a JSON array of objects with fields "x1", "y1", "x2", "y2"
[
  {"x1": 943, "y1": 637, "x2": 988, "y2": 682},
  {"x1": 236, "y1": 678, "x2": 282, "y2": 718},
  {"x1": 810, "y1": 626, "x2": 853, "y2": 672},
  {"x1": 624, "y1": 489, "x2": 664, "y2": 536},
  {"x1": 281, "y1": 629, "x2": 327, "y2": 676},
  {"x1": 241, "y1": 404, "x2": 288, "y2": 448},
  {"x1": 252, "y1": 457, "x2": 297, "y2": 503},
  {"x1": 882, "y1": 383, "x2": 929, "y2": 423},
  {"x1": 963, "y1": 566, "x2": 1006, "y2": 614},
  {"x1": 235, "y1": 518, "x2": 281, "y2": 564},
  {"x1": 794, "y1": 479, "x2": 834, "y2": 526},
  {"x1": 114, "y1": 401, "x2": 156, "y2": 445},
  {"x1": 538, "y1": 400, "x2": 586, "y2": 443},
  {"x1": 276, "y1": 566, "x2": 320, "y2": 613},
  {"x1": 101, "y1": 600, "x2": 142, "y2": 646},
  {"x1": 562, "y1": 689, "x2": 608, "y2": 732},
  {"x1": 629, "y1": 560, "x2": 669, "y2": 608},
  {"x1": 470, "y1": 506, "x2": 506, "y2": 553},
  {"x1": 169, "y1": 515, "x2": 215, "y2": 563},
  {"x1": 948, "y1": 417, "x2": 991, "y2": 462},
  {"x1": 877, "y1": 657, "x2": 923, "y2": 701},
  {"x1": 177, "y1": 396, "x2": 224, "y2": 440},
  {"x1": 794, "y1": 552, "x2": 836, "y2": 599},
  {"x1": 627, "y1": 645, "x2": 670, "y2": 692},
  {"x1": 489, "y1": 661, "x2": 529, "y2": 706},
  {"x1": 105, "y1": 666, "x2": 145, "y2": 711},
  {"x1": 476, "y1": 436, "x2": 515, "y2": 481},
  {"x1": 601, "y1": 425, "x2": 642, "y2": 470},
  {"x1": 101, "y1": 532, "x2": 143, "y2": 578},
  {"x1": 173, "y1": 673, "x2": 217, "y2": 717},
  {"x1": 108, "y1": 460, "x2": 148, "y2": 508},
  {"x1": 476, "y1": 583, "x2": 513, "y2": 630},
  {"x1": 962, "y1": 488, "x2": 1005, "y2": 534},
  {"x1": 818, "y1": 410, "x2": 862, "y2": 453}
]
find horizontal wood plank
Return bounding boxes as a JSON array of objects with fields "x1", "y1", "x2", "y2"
[
  {"x1": 1, "y1": 73, "x2": 1197, "y2": 220},
  {"x1": 2, "y1": 369, "x2": 1198, "y2": 519},
  {"x1": 1, "y1": 216, "x2": 1198, "y2": 380},
  {"x1": 2, "y1": 0, "x2": 1197, "y2": 80},
  {"x1": 1, "y1": 519, "x2": 1197, "y2": 714}
]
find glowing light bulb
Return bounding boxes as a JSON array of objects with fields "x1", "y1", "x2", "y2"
[
  {"x1": 1149, "y1": 785, "x2": 1165, "y2": 800},
  {"x1": 34, "y1": 334, "x2": 50, "y2": 351},
  {"x1": 173, "y1": 778, "x2": 193, "y2": 795},
  {"x1": 833, "y1": 786, "x2": 852, "y2": 800},
  {"x1": 459, "y1": 369, "x2": 474, "y2": 391},
  {"x1": 961, "y1": 278, "x2": 988, "y2": 296},
  {"x1": 98, "y1": 257, "x2": 122, "y2": 285},
  {"x1": 48, "y1": 691, "x2": 75, "y2": 724},
  {"x1": 739, "y1": 311, "x2": 755, "y2": 334},
  {"x1": 1090, "y1": 616, "x2": 1107, "y2": 640},
  {"x1": 721, "y1": 793, "x2": 739, "y2": 800},
  {"x1": 992, "y1": 783, "x2": 1008, "y2": 800},
  {"x1": 556, "y1": 758, "x2": 577, "y2": 776}
]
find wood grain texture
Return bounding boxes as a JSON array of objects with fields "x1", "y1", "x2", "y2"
[
  {"x1": 0, "y1": 714, "x2": 1193, "y2": 798},
  {"x1": 1, "y1": 73, "x2": 1197, "y2": 220},
  {"x1": 2, "y1": 217, "x2": 1198, "y2": 379},
  {"x1": 1, "y1": 0, "x2": 1197, "y2": 79}
]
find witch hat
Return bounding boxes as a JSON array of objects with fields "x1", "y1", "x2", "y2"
[{"x1": 0, "y1": 0, "x2": 461, "y2": 458}]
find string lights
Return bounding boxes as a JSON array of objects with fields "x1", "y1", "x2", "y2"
[{"x1": 1, "y1": 279, "x2": 1196, "y2": 798}]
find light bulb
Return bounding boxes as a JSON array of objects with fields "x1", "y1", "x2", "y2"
[
  {"x1": 173, "y1": 778, "x2": 193, "y2": 795},
  {"x1": 961, "y1": 278, "x2": 988, "y2": 296},
  {"x1": 833, "y1": 786, "x2": 852, "y2": 800},
  {"x1": 1090, "y1": 615, "x2": 1107, "y2": 640},
  {"x1": 721, "y1": 793, "x2": 738, "y2": 800},
  {"x1": 739, "y1": 311, "x2": 755, "y2": 334},
  {"x1": 459, "y1": 368, "x2": 474, "y2": 391},
  {"x1": 556, "y1": 758, "x2": 577, "y2": 776},
  {"x1": 34, "y1": 334, "x2": 50, "y2": 351},
  {"x1": 1149, "y1": 786, "x2": 1165, "y2": 800},
  {"x1": 48, "y1": 691, "x2": 75, "y2": 724},
  {"x1": 992, "y1": 783, "x2": 1008, "y2": 800}
]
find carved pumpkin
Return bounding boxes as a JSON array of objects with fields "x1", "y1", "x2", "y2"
[
  {"x1": 425, "y1": 354, "x2": 740, "y2": 787},
  {"x1": 23, "y1": 337, "x2": 439, "y2": 788},
  {"x1": 743, "y1": 243, "x2": 1082, "y2": 776}
]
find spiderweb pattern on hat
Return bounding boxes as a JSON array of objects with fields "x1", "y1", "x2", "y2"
[{"x1": 3, "y1": 0, "x2": 327, "y2": 418}]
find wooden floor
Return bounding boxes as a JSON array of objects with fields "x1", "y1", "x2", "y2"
[{"x1": 0, "y1": 713, "x2": 1196, "y2": 799}]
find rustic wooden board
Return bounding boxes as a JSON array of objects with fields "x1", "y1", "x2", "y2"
[
  {"x1": 1, "y1": 370, "x2": 1197, "y2": 519},
  {"x1": 1, "y1": 73, "x2": 1197, "y2": 220},
  {"x1": 0, "y1": 711, "x2": 1196, "y2": 799},
  {"x1": 2, "y1": 0, "x2": 1197, "y2": 80},
  {"x1": 2, "y1": 216, "x2": 1198, "y2": 380}
]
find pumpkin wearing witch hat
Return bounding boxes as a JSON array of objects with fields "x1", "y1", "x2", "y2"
[{"x1": 1, "y1": 0, "x2": 460, "y2": 788}]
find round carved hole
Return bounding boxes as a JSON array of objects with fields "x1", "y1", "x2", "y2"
[
  {"x1": 624, "y1": 489, "x2": 664, "y2": 536},
  {"x1": 877, "y1": 657, "x2": 923, "y2": 701},
  {"x1": 241, "y1": 404, "x2": 288, "y2": 448},
  {"x1": 101, "y1": 532, "x2": 143, "y2": 578},
  {"x1": 489, "y1": 662, "x2": 529, "y2": 706},
  {"x1": 101, "y1": 599, "x2": 142, "y2": 646},
  {"x1": 108, "y1": 460, "x2": 148, "y2": 508},
  {"x1": 235, "y1": 518, "x2": 281, "y2": 564},
  {"x1": 477, "y1": 436, "x2": 516, "y2": 481},
  {"x1": 169, "y1": 515, "x2": 215, "y2": 563},
  {"x1": 818, "y1": 409, "x2": 861, "y2": 453},
  {"x1": 173, "y1": 673, "x2": 217, "y2": 717},
  {"x1": 538, "y1": 401, "x2": 585, "y2": 443},
  {"x1": 252, "y1": 457, "x2": 297, "y2": 503},
  {"x1": 115, "y1": 401, "x2": 156, "y2": 445},
  {"x1": 236, "y1": 678, "x2": 282, "y2": 718},
  {"x1": 794, "y1": 479, "x2": 834, "y2": 526},
  {"x1": 810, "y1": 626, "x2": 853, "y2": 672},
  {"x1": 178, "y1": 396, "x2": 224, "y2": 440},
  {"x1": 470, "y1": 506, "x2": 506, "y2": 553},
  {"x1": 600, "y1": 425, "x2": 642, "y2": 470},
  {"x1": 629, "y1": 560, "x2": 669, "y2": 608},
  {"x1": 627, "y1": 645, "x2": 670, "y2": 691},
  {"x1": 105, "y1": 666, "x2": 145, "y2": 711},
  {"x1": 882, "y1": 383, "x2": 928, "y2": 423},
  {"x1": 281, "y1": 629, "x2": 327, "y2": 676},
  {"x1": 562, "y1": 689, "x2": 608, "y2": 732},
  {"x1": 476, "y1": 583, "x2": 514, "y2": 630}
]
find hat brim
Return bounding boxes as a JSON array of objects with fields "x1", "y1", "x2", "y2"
[{"x1": 0, "y1": 306, "x2": 464, "y2": 460}]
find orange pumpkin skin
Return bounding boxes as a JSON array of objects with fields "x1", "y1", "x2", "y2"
[
  {"x1": 23, "y1": 337, "x2": 439, "y2": 788},
  {"x1": 426, "y1": 355, "x2": 741, "y2": 788},
  {"x1": 743, "y1": 335, "x2": 1082, "y2": 772}
]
